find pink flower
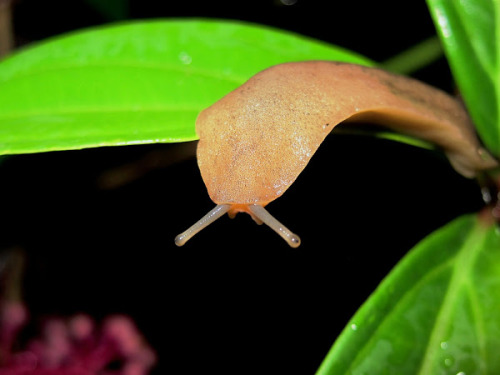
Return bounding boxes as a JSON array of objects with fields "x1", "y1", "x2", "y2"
[{"x1": 0, "y1": 302, "x2": 156, "y2": 375}]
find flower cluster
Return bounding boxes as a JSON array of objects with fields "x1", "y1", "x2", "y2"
[{"x1": 0, "y1": 301, "x2": 156, "y2": 375}]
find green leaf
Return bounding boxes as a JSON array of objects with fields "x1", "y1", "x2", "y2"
[
  {"x1": 426, "y1": 0, "x2": 500, "y2": 157},
  {"x1": 0, "y1": 19, "x2": 372, "y2": 155},
  {"x1": 316, "y1": 214, "x2": 500, "y2": 375}
]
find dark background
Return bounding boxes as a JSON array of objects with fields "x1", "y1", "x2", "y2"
[{"x1": 1, "y1": 1, "x2": 485, "y2": 374}]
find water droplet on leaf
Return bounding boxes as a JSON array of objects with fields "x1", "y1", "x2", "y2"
[{"x1": 178, "y1": 51, "x2": 192, "y2": 65}]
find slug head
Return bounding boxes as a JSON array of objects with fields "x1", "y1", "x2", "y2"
[{"x1": 175, "y1": 63, "x2": 344, "y2": 247}]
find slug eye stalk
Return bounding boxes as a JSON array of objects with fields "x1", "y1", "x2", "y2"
[
  {"x1": 175, "y1": 204, "x2": 230, "y2": 247},
  {"x1": 248, "y1": 205, "x2": 301, "y2": 248}
]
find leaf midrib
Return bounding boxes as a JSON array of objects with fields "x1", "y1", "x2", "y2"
[
  {"x1": 494, "y1": 0, "x2": 500, "y2": 154},
  {"x1": 453, "y1": 1, "x2": 495, "y2": 77},
  {"x1": 0, "y1": 105, "x2": 202, "y2": 121},
  {"x1": 416, "y1": 221, "x2": 487, "y2": 375},
  {"x1": 0, "y1": 60, "x2": 248, "y2": 86},
  {"x1": 341, "y1": 258, "x2": 454, "y2": 373}
]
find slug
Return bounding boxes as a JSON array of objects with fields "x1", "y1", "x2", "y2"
[{"x1": 175, "y1": 61, "x2": 498, "y2": 248}]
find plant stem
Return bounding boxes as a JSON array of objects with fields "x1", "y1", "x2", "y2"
[
  {"x1": 382, "y1": 36, "x2": 443, "y2": 75},
  {"x1": 0, "y1": 0, "x2": 13, "y2": 58},
  {"x1": 0, "y1": 248, "x2": 25, "y2": 302}
]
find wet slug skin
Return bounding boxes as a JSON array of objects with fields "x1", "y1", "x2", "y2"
[{"x1": 176, "y1": 61, "x2": 498, "y2": 247}]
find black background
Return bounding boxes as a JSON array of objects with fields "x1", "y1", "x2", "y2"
[{"x1": 1, "y1": 1, "x2": 485, "y2": 374}]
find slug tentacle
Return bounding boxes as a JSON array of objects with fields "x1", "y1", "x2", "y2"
[
  {"x1": 175, "y1": 204, "x2": 231, "y2": 246},
  {"x1": 175, "y1": 203, "x2": 300, "y2": 247},
  {"x1": 248, "y1": 205, "x2": 301, "y2": 248}
]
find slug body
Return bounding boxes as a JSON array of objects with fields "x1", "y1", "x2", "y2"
[{"x1": 176, "y1": 61, "x2": 498, "y2": 247}]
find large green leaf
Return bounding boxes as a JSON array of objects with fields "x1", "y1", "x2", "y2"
[
  {"x1": 316, "y1": 214, "x2": 500, "y2": 375},
  {"x1": 426, "y1": 0, "x2": 500, "y2": 157},
  {"x1": 0, "y1": 19, "x2": 371, "y2": 155}
]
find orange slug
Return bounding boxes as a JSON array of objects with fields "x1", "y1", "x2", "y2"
[{"x1": 175, "y1": 61, "x2": 498, "y2": 247}]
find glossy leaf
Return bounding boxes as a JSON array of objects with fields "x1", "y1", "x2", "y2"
[
  {"x1": 0, "y1": 19, "x2": 371, "y2": 155},
  {"x1": 426, "y1": 0, "x2": 500, "y2": 156},
  {"x1": 316, "y1": 214, "x2": 500, "y2": 375}
]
